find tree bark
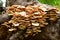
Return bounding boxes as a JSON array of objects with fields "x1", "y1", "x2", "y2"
[{"x1": 6, "y1": 0, "x2": 40, "y2": 6}]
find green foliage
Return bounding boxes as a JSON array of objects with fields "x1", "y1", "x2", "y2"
[
  {"x1": 38, "y1": 0, "x2": 60, "y2": 9},
  {"x1": 0, "y1": 0, "x2": 3, "y2": 7}
]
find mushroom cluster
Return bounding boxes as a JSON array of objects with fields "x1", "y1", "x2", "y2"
[{"x1": 2, "y1": 5, "x2": 59, "y2": 37}]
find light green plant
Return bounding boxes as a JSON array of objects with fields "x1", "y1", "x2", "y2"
[{"x1": 38, "y1": 0, "x2": 60, "y2": 9}]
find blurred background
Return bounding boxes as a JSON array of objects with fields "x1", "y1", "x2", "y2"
[
  {"x1": 38, "y1": 0, "x2": 60, "y2": 9},
  {"x1": 0, "y1": 0, "x2": 60, "y2": 9}
]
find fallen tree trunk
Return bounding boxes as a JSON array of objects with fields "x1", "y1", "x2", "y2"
[{"x1": 6, "y1": 0, "x2": 40, "y2": 6}]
